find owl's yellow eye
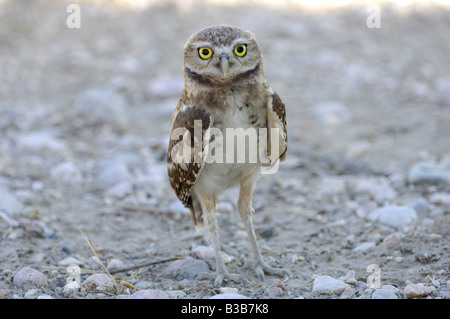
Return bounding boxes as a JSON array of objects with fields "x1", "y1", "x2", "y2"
[
  {"x1": 234, "y1": 44, "x2": 247, "y2": 57},
  {"x1": 198, "y1": 47, "x2": 213, "y2": 60}
]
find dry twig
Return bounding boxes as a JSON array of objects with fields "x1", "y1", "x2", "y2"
[
  {"x1": 77, "y1": 225, "x2": 119, "y2": 289},
  {"x1": 108, "y1": 257, "x2": 181, "y2": 275}
]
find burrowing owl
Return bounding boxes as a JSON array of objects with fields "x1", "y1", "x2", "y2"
[{"x1": 167, "y1": 26, "x2": 287, "y2": 286}]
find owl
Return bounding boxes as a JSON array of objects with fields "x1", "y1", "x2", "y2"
[{"x1": 167, "y1": 25, "x2": 287, "y2": 286}]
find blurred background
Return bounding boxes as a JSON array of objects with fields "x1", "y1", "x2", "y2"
[
  {"x1": 1, "y1": 0, "x2": 449, "y2": 172},
  {"x1": 0, "y1": 0, "x2": 449, "y2": 299}
]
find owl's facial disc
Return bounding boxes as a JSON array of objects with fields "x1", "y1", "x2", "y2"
[{"x1": 183, "y1": 33, "x2": 261, "y2": 86}]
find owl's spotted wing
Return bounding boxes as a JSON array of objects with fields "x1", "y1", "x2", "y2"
[
  {"x1": 167, "y1": 100, "x2": 212, "y2": 223},
  {"x1": 266, "y1": 92, "x2": 287, "y2": 163}
]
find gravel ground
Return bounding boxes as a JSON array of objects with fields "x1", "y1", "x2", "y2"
[{"x1": 0, "y1": 0, "x2": 449, "y2": 299}]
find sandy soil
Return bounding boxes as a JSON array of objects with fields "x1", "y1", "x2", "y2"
[{"x1": 0, "y1": 0, "x2": 449, "y2": 299}]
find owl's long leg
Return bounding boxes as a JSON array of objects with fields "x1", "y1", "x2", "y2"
[
  {"x1": 238, "y1": 182, "x2": 289, "y2": 281},
  {"x1": 195, "y1": 193, "x2": 244, "y2": 286}
]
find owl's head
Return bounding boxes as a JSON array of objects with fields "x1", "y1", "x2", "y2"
[{"x1": 183, "y1": 25, "x2": 262, "y2": 87}]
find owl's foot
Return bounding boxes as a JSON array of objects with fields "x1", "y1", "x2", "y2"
[
  {"x1": 198, "y1": 271, "x2": 246, "y2": 286},
  {"x1": 254, "y1": 262, "x2": 289, "y2": 281},
  {"x1": 215, "y1": 272, "x2": 246, "y2": 286}
]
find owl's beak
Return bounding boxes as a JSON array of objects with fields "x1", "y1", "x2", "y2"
[{"x1": 219, "y1": 54, "x2": 230, "y2": 77}]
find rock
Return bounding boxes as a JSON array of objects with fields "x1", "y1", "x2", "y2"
[
  {"x1": 107, "y1": 258, "x2": 125, "y2": 271},
  {"x1": 415, "y1": 251, "x2": 441, "y2": 263},
  {"x1": 124, "y1": 289, "x2": 169, "y2": 299},
  {"x1": 0, "y1": 289, "x2": 9, "y2": 299},
  {"x1": 0, "y1": 189, "x2": 24, "y2": 217},
  {"x1": 95, "y1": 159, "x2": 130, "y2": 188},
  {"x1": 29, "y1": 253, "x2": 46, "y2": 263},
  {"x1": 15, "y1": 131, "x2": 68, "y2": 156},
  {"x1": 312, "y1": 275, "x2": 348, "y2": 295},
  {"x1": 83, "y1": 274, "x2": 116, "y2": 292},
  {"x1": 382, "y1": 284, "x2": 400, "y2": 294},
  {"x1": 50, "y1": 161, "x2": 83, "y2": 187},
  {"x1": 388, "y1": 173, "x2": 406, "y2": 189},
  {"x1": 258, "y1": 225, "x2": 275, "y2": 238},
  {"x1": 340, "y1": 286, "x2": 354, "y2": 299},
  {"x1": 192, "y1": 245, "x2": 215, "y2": 260},
  {"x1": 351, "y1": 177, "x2": 397, "y2": 203},
  {"x1": 407, "y1": 198, "x2": 428, "y2": 214},
  {"x1": 13, "y1": 267, "x2": 48, "y2": 290},
  {"x1": 310, "y1": 101, "x2": 352, "y2": 126},
  {"x1": 429, "y1": 193, "x2": 450, "y2": 212},
  {"x1": 61, "y1": 281, "x2": 81, "y2": 298},
  {"x1": 219, "y1": 287, "x2": 238, "y2": 294},
  {"x1": 367, "y1": 205, "x2": 417, "y2": 229},
  {"x1": 404, "y1": 283, "x2": 437, "y2": 298},
  {"x1": 210, "y1": 293, "x2": 250, "y2": 299},
  {"x1": 290, "y1": 254, "x2": 305, "y2": 263},
  {"x1": 162, "y1": 257, "x2": 210, "y2": 280},
  {"x1": 372, "y1": 288, "x2": 398, "y2": 299},
  {"x1": 355, "y1": 281, "x2": 368, "y2": 291},
  {"x1": 37, "y1": 294, "x2": 53, "y2": 299},
  {"x1": 164, "y1": 290, "x2": 186, "y2": 298},
  {"x1": 395, "y1": 257, "x2": 403, "y2": 263},
  {"x1": 24, "y1": 288, "x2": 39, "y2": 299},
  {"x1": 344, "y1": 270, "x2": 357, "y2": 284},
  {"x1": 352, "y1": 242, "x2": 376, "y2": 252},
  {"x1": 73, "y1": 88, "x2": 129, "y2": 133},
  {"x1": 264, "y1": 279, "x2": 284, "y2": 297},
  {"x1": 58, "y1": 257, "x2": 83, "y2": 267},
  {"x1": 408, "y1": 161, "x2": 450, "y2": 185}
]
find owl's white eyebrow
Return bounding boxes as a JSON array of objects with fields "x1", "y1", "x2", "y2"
[
  {"x1": 231, "y1": 38, "x2": 248, "y2": 47},
  {"x1": 195, "y1": 42, "x2": 213, "y2": 48}
]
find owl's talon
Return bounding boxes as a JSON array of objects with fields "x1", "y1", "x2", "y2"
[
  {"x1": 215, "y1": 273, "x2": 246, "y2": 286},
  {"x1": 198, "y1": 271, "x2": 245, "y2": 286},
  {"x1": 254, "y1": 262, "x2": 289, "y2": 281}
]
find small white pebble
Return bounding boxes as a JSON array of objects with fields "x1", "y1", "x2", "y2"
[
  {"x1": 404, "y1": 283, "x2": 437, "y2": 298},
  {"x1": 192, "y1": 245, "x2": 215, "y2": 260},
  {"x1": 83, "y1": 274, "x2": 116, "y2": 292},
  {"x1": 372, "y1": 288, "x2": 398, "y2": 299},
  {"x1": 24, "y1": 288, "x2": 39, "y2": 299},
  {"x1": 312, "y1": 275, "x2": 348, "y2": 295},
  {"x1": 164, "y1": 290, "x2": 186, "y2": 298},
  {"x1": 125, "y1": 289, "x2": 169, "y2": 299},
  {"x1": 107, "y1": 258, "x2": 125, "y2": 271},
  {"x1": 345, "y1": 270, "x2": 356, "y2": 284},
  {"x1": 352, "y1": 242, "x2": 375, "y2": 252},
  {"x1": 220, "y1": 287, "x2": 238, "y2": 294},
  {"x1": 58, "y1": 257, "x2": 83, "y2": 267},
  {"x1": 210, "y1": 293, "x2": 250, "y2": 299},
  {"x1": 13, "y1": 267, "x2": 48, "y2": 289}
]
